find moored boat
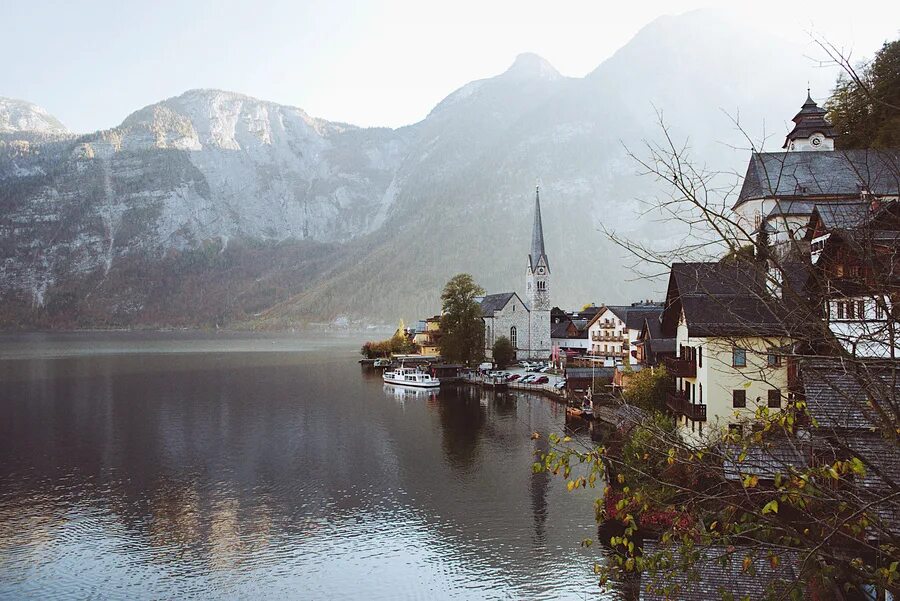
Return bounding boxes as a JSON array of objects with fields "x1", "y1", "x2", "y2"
[{"x1": 383, "y1": 367, "x2": 440, "y2": 388}]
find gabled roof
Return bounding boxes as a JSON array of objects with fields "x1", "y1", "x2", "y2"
[
  {"x1": 735, "y1": 150, "x2": 900, "y2": 208},
  {"x1": 661, "y1": 262, "x2": 795, "y2": 338},
  {"x1": 640, "y1": 541, "x2": 803, "y2": 601},
  {"x1": 625, "y1": 307, "x2": 663, "y2": 330},
  {"x1": 478, "y1": 292, "x2": 522, "y2": 317}
]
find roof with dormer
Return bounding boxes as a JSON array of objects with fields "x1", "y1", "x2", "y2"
[
  {"x1": 734, "y1": 149, "x2": 900, "y2": 208},
  {"x1": 783, "y1": 92, "x2": 836, "y2": 148}
]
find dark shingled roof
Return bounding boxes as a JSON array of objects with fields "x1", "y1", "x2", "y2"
[
  {"x1": 800, "y1": 360, "x2": 900, "y2": 432},
  {"x1": 640, "y1": 541, "x2": 803, "y2": 601},
  {"x1": 550, "y1": 320, "x2": 570, "y2": 339},
  {"x1": 478, "y1": 292, "x2": 517, "y2": 317},
  {"x1": 662, "y1": 262, "x2": 795, "y2": 337},
  {"x1": 625, "y1": 307, "x2": 664, "y2": 330},
  {"x1": 812, "y1": 201, "x2": 872, "y2": 230},
  {"x1": 735, "y1": 150, "x2": 900, "y2": 208}
]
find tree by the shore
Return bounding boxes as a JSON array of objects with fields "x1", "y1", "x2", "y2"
[
  {"x1": 492, "y1": 336, "x2": 515, "y2": 369},
  {"x1": 439, "y1": 274, "x2": 485, "y2": 366}
]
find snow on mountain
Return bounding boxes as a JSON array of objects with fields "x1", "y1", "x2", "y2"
[
  {"x1": 0, "y1": 9, "x2": 845, "y2": 328},
  {"x1": 0, "y1": 97, "x2": 68, "y2": 135}
]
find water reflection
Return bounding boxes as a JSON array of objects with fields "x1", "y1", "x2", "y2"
[{"x1": 0, "y1": 334, "x2": 608, "y2": 600}]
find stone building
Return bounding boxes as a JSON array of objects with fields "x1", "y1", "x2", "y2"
[{"x1": 480, "y1": 186, "x2": 552, "y2": 361}]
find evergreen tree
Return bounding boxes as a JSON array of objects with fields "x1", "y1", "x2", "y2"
[
  {"x1": 438, "y1": 274, "x2": 485, "y2": 365},
  {"x1": 826, "y1": 39, "x2": 900, "y2": 149}
]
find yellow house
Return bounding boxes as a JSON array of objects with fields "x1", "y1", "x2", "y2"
[
  {"x1": 661, "y1": 263, "x2": 794, "y2": 444},
  {"x1": 413, "y1": 316, "x2": 442, "y2": 356}
]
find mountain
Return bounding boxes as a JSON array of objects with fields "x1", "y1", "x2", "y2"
[
  {"x1": 0, "y1": 9, "x2": 836, "y2": 329},
  {"x1": 0, "y1": 97, "x2": 69, "y2": 136}
]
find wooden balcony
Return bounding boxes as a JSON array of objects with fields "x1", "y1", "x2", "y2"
[
  {"x1": 666, "y1": 391, "x2": 707, "y2": 421},
  {"x1": 664, "y1": 356, "x2": 696, "y2": 378}
]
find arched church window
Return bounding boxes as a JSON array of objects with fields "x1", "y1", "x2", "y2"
[
  {"x1": 537, "y1": 280, "x2": 546, "y2": 291},
  {"x1": 485, "y1": 324, "x2": 491, "y2": 345},
  {"x1": 510, "y1": 327, "x2": 517, "y2": 348}
]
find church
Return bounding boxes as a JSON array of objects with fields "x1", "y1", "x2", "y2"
[{"x1": 479, "y1": 186, "x2": 552, "y2": 361}]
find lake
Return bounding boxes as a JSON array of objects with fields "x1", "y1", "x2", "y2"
[{"x1": 0, "y1": 332, "x2": 609, "y2": 600}]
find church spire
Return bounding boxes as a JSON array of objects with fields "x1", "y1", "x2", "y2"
[
  {"x1": 529, "y1": 185, "x2": 549, "y2": 272},
  {"x1": 783, "y1": 90, "x2": 836, "y2": 151}
]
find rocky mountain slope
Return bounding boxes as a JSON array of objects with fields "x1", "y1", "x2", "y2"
[{"x1": 0, "y1": 10, "x2": 835, "y2": 329}]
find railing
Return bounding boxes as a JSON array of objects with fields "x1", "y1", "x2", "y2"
[
  {"x1": 592, "y1": 334, "x2": 625, "y2": 342},
  {"x1": 666, "y1": 391, "x2": 707, "y2": 421},
  {"x1": 664, "y1": 356, "x2": 697, "y2": 378}
]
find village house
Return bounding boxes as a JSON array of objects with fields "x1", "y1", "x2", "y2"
[
  {"x1": 586, "y1": 305, "x2": 629, "y2": 364},
  {"x1": 550, "y1": 306, "x2": 594, "y2": 357},
  {"x1": 634, "y1": 314, "x2": 676, "y2": 367},
  {"x1": 804, "y1": 201, "x2": 900, "y2": 358},
  {"x1": 659, "y1": 262, "x2": 795, "y2": 443},
  {"x1": 412, "y1": 315, "x2": 442, "y2": 356},
  {"x1": 479, "y1": 186, "x2": 552, "y2": 361}
]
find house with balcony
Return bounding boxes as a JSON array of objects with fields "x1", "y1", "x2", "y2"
[
  {"x1": 660, "y1": 262, "x2": 797, "y2": 443},
  {"x1": 412, "y1": 315, "x2": 442, "y2": 356},
  {"x1": 587, "y1": 305, "x2": 630, "y2": 364}
]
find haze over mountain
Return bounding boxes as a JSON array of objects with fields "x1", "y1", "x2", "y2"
[{"x1": 0, "y1": 9, "x2": 836, "y2": 329}]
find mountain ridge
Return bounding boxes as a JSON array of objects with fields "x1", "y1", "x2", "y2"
[{"x1": 0, "y1": 9, "x2": 836, "y2": 329}]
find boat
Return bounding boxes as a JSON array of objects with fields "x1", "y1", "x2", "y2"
[
  {"x1": 373, "y1": 358, "x2": 391, "y2": 367},
  {"x1": 383, "y1": 366, "x2": 440, "y2": 388},
  {"x1": 567, "y1": 391, "x2": 594, "y2": 419}
]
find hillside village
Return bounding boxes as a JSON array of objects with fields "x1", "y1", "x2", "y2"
[{"x1": 386, "y1": 88, "x2": 900, "y2": 599}]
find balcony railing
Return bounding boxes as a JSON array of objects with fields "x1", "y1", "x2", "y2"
[
  {"x1": 591, "y1": 334, "x2": 626, "y2": 342},
  {"x1": 666, "y1": 391, "x2": 707, "y2": 421},
  {"x1": 664, "y1": 356, "x2": 696, "y2": 378}
]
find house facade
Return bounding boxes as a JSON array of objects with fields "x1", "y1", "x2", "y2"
[
  {"x1": 661, "y1": 263, "x2": 793, "y2": 444},
  {"x1": 587, "y1": 306, "x2": 629, "y2": 364},
  {"x1": 413, "y1": 315, "x2": 442, "y2": 356}
]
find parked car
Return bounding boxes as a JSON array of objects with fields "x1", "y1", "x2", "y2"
[
  {"x1": 554, "y1": 380, "x2": 566, "y2": 390},
  {"x1": 535, "y1": 376, "x2": 549, "y2": 384},
  {"x1": 507, "y1": 374, "x2": 521, "y2": 382},
  {"x1": 518, "y1": 361, "x2": 531, "y2": 369},
  {"x1": 520, "y1": 375, "x2": 536, "y2": 384}
]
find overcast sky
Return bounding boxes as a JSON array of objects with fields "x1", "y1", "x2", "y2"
[{"x1": 4, "y1": 0, "x2": 898, "y2": 133}]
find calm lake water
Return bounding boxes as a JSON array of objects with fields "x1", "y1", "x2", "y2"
[{"x1": 0, "y1": 332, "x2": 608, "y2": 600}]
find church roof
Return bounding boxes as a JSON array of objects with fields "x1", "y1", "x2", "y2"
[
  {"x1": 529, "y1": 185, "x2": 550, "y2": 272},
  {"x1": 734, "y1": 149, "x2": 900, "y2": 208},
  {"x1": 478, "y1": 292, "x2": 520, "y2": 317},
  {"x1": 783, "y1": 91, "x2": 836, "y2": 148}
]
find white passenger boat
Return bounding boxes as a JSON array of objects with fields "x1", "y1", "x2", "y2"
[{"x1": 383, "y1": 367, "x2": 440, "y2": 388}]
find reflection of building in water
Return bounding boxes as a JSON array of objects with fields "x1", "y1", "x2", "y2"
[
  {"x1": 530, "y1": 434, "x2": 550, "y2": 543},
  {"x1": 437, "y1": 385, "x2": 486, "y2": 469}
]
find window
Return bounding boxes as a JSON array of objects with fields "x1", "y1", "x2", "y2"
[
  {"x1": 485, "y1": 325, "x2": 491, "y2": 345},
  {"x1": 732, "y1": 347, "x2": 747, "y2": 367},
  {"x1": 537, "y1": 280, "x2": 546, "y2": 291},
  {"x1": 733, "y1": 389, "x2": 747, "y2": 408},
  {"x1": 729, "y1": 424, "x2": 744, "y2": 436},
  {"x1": 698, "y1": 346, "x2": 703, "y2": 368},
  {"x1": 837, "y1": 302, "x2": 845, "y2": 320},
  {"x1": 699, "y1": 383, "x2": 703, "y2": 403},
  {"x1": 847, "y1": 301, "x2": 856, "y2": 319},
  {"x1": 858, "y1": 300, "x2": 865, "y2": 319},
  {"x1": 876, "y1": 303, "x2": 885, "y2": 319},
  {"x1": 510, "y1": 326, "x2": 517, "y2": 348},
  {"x1": 768, "y1": 389, "x2": 781, "y2": 408},
  {"x1": 767, "y1": 348, "x2": 782, "y2": 367}
]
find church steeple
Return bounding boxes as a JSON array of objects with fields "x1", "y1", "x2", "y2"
[
  {"x1": 529, "y1": 185, "x2": 549, "y2": 273},
  {"x1": 783, "y1": 90, "x2": 836, "y2": 151}
]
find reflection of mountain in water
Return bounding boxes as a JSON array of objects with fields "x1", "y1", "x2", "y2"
[{"x1": 0, "y1": 336, "x2": 602, "y2": 599}]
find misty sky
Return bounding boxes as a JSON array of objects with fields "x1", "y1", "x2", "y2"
[{"x1": 4, "y1": 0, "x2": 899, "y2": 133}]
